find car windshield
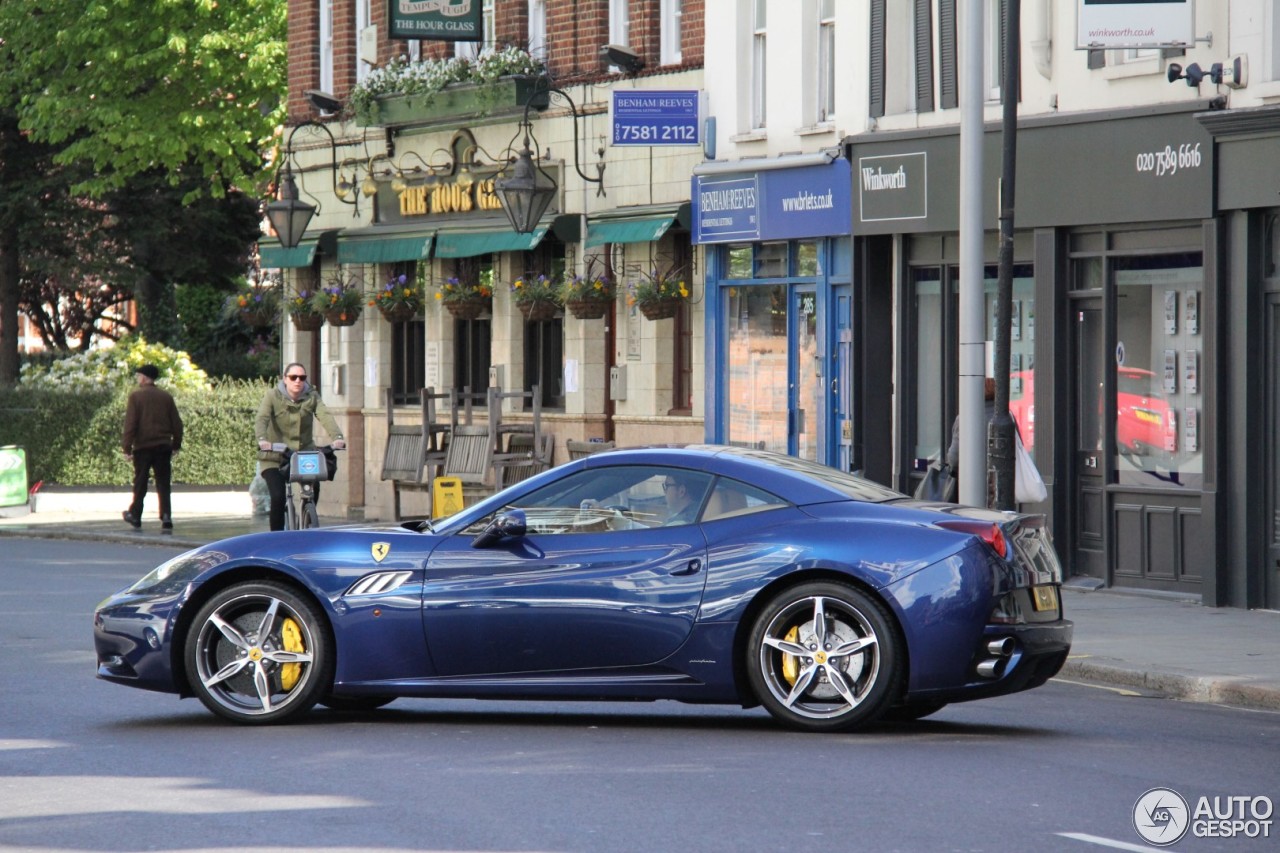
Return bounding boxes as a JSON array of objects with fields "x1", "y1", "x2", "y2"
[{"x1": 728, "y1": 450, "x2": 904, "y2": 502}]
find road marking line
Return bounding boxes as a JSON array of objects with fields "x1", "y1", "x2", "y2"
[
  {"x1": 1057, "y1": 831, "x2": 1152, "y2": 851},
  {"x1": 1053, "y1": 677, "x2": 1143, "y2": 696}
]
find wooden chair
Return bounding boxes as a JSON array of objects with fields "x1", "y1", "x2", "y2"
[
  {"x1": 566, "y1": 439, "x2": 615, "y2": 461},
  {"x1": 380, "y1": 388, "x2": 433, "y2": 520},
  {"x1": 492, "y1": 431, "x2": 556, "y2": 491},
  {"x1": 441, "y1": 424, "x2": 495, "y2": 505}
]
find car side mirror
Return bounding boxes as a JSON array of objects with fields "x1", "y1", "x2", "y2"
[{"x1": 471, "y1": 508, "x2": 527, "y2": 548}]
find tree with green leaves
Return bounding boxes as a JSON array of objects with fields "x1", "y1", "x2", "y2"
[{"x1": 0, "y1": 1, "x2": 286, "y2": 380}]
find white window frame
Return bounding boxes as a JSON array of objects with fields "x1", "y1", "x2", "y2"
[
  {"x1": 983, "y1": 0, "x2": 1001, "y2": 102},
  {"x1": 319, "y1": 0, "x2": 334, "y2": 95},
  {"x1": 355, "y1": 0, "x2": 372, "y2": 85},
  {"x1": 609, "y1": 0, "x2": 629, "y2": 47},
  {"x1": 661, "y1": 0, "x2": 683, "y2": 66},
  {"x1": 528, "y1": 0, "x2": 548, "y2": 63},
  {"x1": 456, "y1": 0, "x2": 495, "y2": 59},
  {"x1": 817, "y1": 0, "x2": 835, "y2": 122},
  {"x1": 751, "y1": 0, "x2": 766, "y2": 129}
]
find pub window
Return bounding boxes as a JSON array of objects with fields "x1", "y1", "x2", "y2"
[
  {"x1": 452, "y1": 254, "x2": 492, "y2": 397},
  {"x1": 454, "y1": 319, "x2": 491, "y2": 398},
  {"x1": 524, "y1": 317, "x2": 564, "y2": 409},
  {"x1": 520, "y1": 236, "x2": 566, "y2": 409},
  {"x1": 318, "y1": 0, "x2": 334, "y2": 95},
  {"x1": 389, "y1": 261, "x2": 424, "y2": 405}
]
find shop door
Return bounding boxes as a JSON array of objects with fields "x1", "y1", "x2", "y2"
[
  {"x1": 832, "y1": 284, "x2": 854, "y2": 472},
  {"x1": 792, "y1": 286, "x2": 820, "y2": 462},
  {"x1": 1268, "y1": 293, "x2": 1280, "y2": 609},
  {"x1": 1070, "y1": 297, "x2": 1107, "y2": 579}
]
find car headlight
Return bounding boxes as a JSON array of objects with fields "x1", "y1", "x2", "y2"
[{"x1": 127, "y1": 548, "x2": 224, "y2": 593}]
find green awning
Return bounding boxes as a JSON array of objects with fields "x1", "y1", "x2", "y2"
[
  {"x1": 337, "y1": 234, "x2": 433, "y2": 264},
  {"x1": 434, "y1": 226, "x2": 549, "y2": 258},
  {"x1": 585, "y1": 215, "x2": 677, "y2": 248},
  {"x1": 259, "y1": 243, "x2": 319, "y2": 269}
]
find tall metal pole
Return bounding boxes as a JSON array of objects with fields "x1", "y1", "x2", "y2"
[
  {"x1": 989, "y1": 0, "x2": 1021, "y2": 510},
  {"x1": 957, "y1": 0, "x2": 986, "y2": 507}
]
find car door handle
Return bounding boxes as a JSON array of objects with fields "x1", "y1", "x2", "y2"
[{"x1": 671, "y1": 559, "x2": 701, "y2": 576}]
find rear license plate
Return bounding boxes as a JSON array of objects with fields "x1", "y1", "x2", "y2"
[{"x1": 1031, "y1": 584, "x2": 1059, "y2": 613}]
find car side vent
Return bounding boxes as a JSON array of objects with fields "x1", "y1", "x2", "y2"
[{"x1": 346, "y1": 571, "x2": 413, "y2": 596}]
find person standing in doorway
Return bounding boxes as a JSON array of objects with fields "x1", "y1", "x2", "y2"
[
  {"x1": 256, "y1": 363, "x2": 346, "y2": 531},
  {"x1": 122, "y1": 364, "x2": 183, "y2": 531},
  {"x1": 945, "y1": 377, "x2": 997, "y2": 496}
]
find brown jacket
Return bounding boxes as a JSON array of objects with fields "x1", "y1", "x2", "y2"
[{"x1": 122, "y1": 385, "x2": 183, "y2": 453}]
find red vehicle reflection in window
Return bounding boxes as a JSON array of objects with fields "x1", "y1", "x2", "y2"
[{"x1": 1006, "y1": 367, "x2": 1173, "y2": 456}]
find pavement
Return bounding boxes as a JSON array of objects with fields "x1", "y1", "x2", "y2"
[{"x1": 3, "y1": 487, "x2": 1279, "y2": 714}]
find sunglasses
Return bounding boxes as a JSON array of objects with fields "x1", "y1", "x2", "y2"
[{"x1": 286, "y1": 374, "x2": 307, "y2": 381}]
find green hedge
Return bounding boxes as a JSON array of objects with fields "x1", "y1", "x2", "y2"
[{"x1": 0, "y1": 379, "x2": 272, "y2": 487}]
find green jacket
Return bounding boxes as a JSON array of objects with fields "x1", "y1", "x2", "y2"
[{"x1": 255, "y1": 382, "x2": 343, "y2": 464}]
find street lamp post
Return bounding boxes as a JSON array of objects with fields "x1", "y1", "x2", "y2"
[{"x1": 988, "y1": 0, "x2": 1021, "y2": 510}]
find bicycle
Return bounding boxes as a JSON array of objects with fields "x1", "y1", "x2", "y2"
[{"x1": 273, "y1": 444, "x2": 339, "y2": 530}]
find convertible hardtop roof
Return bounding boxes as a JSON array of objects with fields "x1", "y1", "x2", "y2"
[{"x1": 578, "y1": 444, "x2": 903, "y2": 505}]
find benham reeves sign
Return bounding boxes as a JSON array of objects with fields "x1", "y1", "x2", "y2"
[
  {"x1": 857, "y1": 152, "x2": 927, "y2": 223},
  {"x1": 389, "y1": 0, "x2": 482, "y2": 41}
]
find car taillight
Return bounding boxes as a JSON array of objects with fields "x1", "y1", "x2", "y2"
[{"x1": 936, "y1": 520, "x2": 1008, "y2": 559}]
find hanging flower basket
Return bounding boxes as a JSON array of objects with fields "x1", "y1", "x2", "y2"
[
  {"x1": 379, "y1": 303, "x2": 418, "y2": 323},
  {"x1": 241, "y1": 309, "x2": 279, "y2": 329},
  {"x1": 566, "y1": 299, "x2": 611, "y2": 320},
  {"x1": 325, "y1": 308, "x2": 361, "y2": 327},
  {"x1": 638, "y1": 297, "x2": 682, "y2": 321},
  {"x1": 518, "y1": 299, "x2": 560, "y2": 322},
  {"x1": 444, "y1": 297, "x2": 489, "y2": 320},
  {"x1": 291, "y1": 313, "x2": 324, "y2": 332}
]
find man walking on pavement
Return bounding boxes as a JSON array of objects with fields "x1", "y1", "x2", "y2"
[{"x1": 122, "y1": 363, "x2": 183, "y2": 532}]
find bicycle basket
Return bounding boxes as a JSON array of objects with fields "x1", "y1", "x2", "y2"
[{"x1": 288, "y1": 450, "x2": 329, "y2": 483}]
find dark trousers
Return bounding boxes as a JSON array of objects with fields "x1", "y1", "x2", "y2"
[
  {"x1": 262, "y1": 467, "x2": 320, "y2": 531},
  {"x1": 129, "y1": 445, "x2": 173, "y2": 520}
]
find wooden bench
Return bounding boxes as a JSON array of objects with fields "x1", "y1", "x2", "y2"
[
  {"x1": 566, "y1": 439, "x2": 615, "y2": 461},
  {"x1": 381, "y1": 387, "x2": 453, "y2": 520}
]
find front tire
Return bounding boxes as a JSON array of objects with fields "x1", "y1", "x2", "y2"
[
  {"x1": 184, "y1": 581, "x2": 333, "y2": 724},
  {"x1": 746, "y1": 581, "x2": 902, "y2": 732},
  {"x1": 302, "y1": 501, "x2": 319, "y2": 529}
]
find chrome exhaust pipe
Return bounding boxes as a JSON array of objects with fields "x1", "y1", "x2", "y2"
[
  {"x1": 976, "y1": 658, "x2": 1002, "y2": 679},
  {"x1": 987, "y1": 637, "x2": 1015, "y2": 657}
]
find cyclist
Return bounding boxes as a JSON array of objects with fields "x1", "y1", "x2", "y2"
[{"x1": 256, "y1": 363, "x2": 346, "y2": 531}]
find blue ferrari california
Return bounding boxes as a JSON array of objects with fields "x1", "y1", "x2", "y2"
[{"x1": 94, "y1": 446, "x2": 1072, "y2": 731}]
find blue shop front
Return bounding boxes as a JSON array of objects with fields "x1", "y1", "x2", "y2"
[{"x1": 693, "y1": 155, "x2": 857, "y2": 471}]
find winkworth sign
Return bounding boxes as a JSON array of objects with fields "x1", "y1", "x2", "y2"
[
  {"x1": 692, "y1": 159, "x2": 851, "y2": 244},
  {"x1": 390, "y1": 0, "x2": 482, "y2": 41}
]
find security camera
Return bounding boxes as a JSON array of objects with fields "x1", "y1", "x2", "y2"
[
  {"x1": 305, "y1": 90, "x2": 343, "y2": 113},
  {"x1": 600, "y1": 43, "x2": 645, "y2": 74}
]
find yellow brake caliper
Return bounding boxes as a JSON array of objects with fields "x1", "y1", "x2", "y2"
[
  {"x1": 781, "y1": 626, "x2": 799, "y2": 685},
  {"x1": 279, "y1": 617, "x2": 304, "y2": 691}
]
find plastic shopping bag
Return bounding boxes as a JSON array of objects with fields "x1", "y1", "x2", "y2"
[{"x1": 1014, "y1": 432, "x2": 1048, "y2": 503}]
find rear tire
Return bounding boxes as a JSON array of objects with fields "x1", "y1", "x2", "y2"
[{"x1": 746, "y1": 581, "x2": 902, "y2": 732}]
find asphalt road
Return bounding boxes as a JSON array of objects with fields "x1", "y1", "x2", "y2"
[{"x1": 1, "y1": 539, "x2": 1276, "y2": 853}]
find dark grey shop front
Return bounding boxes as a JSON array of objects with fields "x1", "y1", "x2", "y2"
[
  {"x1": 846, "y1": 103, "x2": 1229, "y2": 603},
  {"x1": 1200, "y1": 105, "x2": 1280, "y2": 610}
]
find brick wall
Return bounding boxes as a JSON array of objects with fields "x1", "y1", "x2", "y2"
[{"x1": 286, "y1": 0, "x2": 704, "y2": 120}]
